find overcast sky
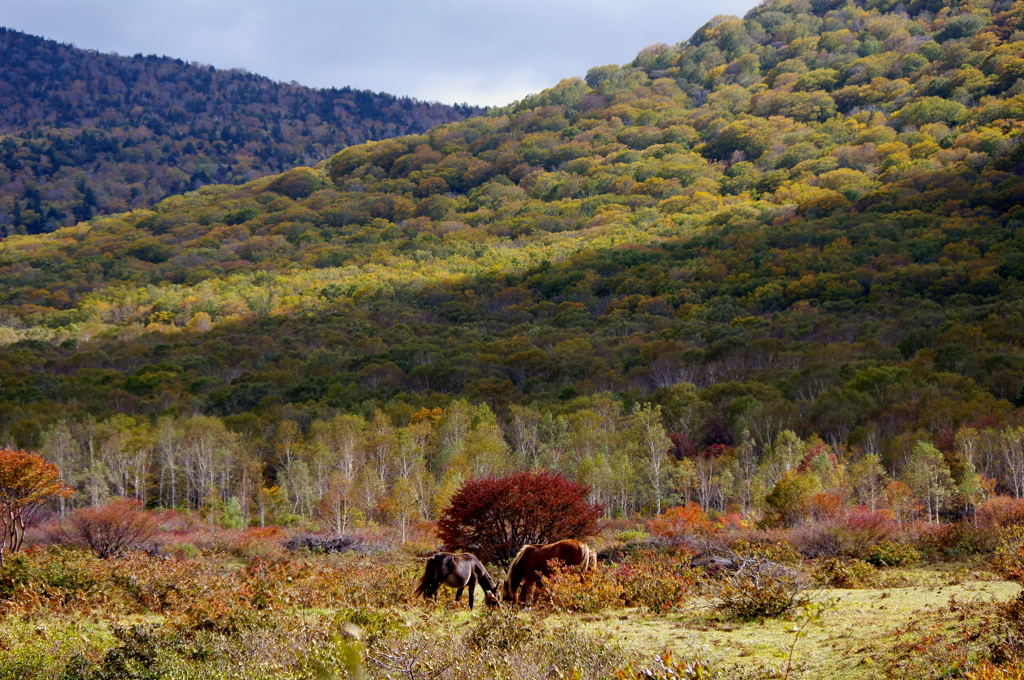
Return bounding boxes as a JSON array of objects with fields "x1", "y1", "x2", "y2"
[{"x1": 1, "y1": 0, "x2": 757, "y2": 107}]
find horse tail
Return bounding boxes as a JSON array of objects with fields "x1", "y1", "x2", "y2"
[{"x1": 414, "y1": 555, "x2": 438, "y2": 598}]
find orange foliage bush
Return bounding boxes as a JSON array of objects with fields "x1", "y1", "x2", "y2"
[
  {"x1": 65, "y1": 498, "x2": 157, "y2": 558},
  {"x1": 544, "y1": 562, "x2": 624, "y2": 613},
  {"x1": 979, "y1": 496, "x2": 1024, "y2": 531},
  {"x1": 647, "y1": 502, "x2": 716, "y2": 543},
  {"x1": 231, "y1": 526, "x2": 287, "y2": 560}
]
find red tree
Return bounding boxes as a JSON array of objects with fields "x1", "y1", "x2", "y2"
[{"x1": 437, "y1": 471, "x2": 602, "y2": 563}]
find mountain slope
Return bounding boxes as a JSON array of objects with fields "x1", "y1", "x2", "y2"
[
  {"x1": 0, "y1": 0, "x2": 1023, "y2": 501},
  {"x1": 0, "y1": 27, "x2": 483, "y2": 234}
]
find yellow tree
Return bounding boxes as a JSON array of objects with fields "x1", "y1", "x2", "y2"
[{"x1": 0, "y1": 449, "x2": 74, "y2": 565}]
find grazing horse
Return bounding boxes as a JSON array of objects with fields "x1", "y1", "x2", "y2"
[
  {"x1": 414, "y1": 552, "x2": 499, "y2": 610},
  {"x1": 501, "y1": 539, "x2": 597, "y2": 605}
]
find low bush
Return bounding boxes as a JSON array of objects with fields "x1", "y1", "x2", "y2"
[
  {"x1": 993, "y1": 526, "x2": 1024, "y2": 580},
  {"x1": 979, "y1": 497, "x2": 1024, "y2": 531},
  {"x1": 811, "y1": 558, "x2": 876, "y2": 588},
  {"x1": 789, "y1": 510, "x2": 898, "y2": 559},
  {"x1": 968, "y1": 663, "x2": 1024, "y2": 680},
  {"x1": 915, "y1": 521, "x2": 988, "y2": 558},
  {"x1": 468, "y1": 607, "x2": 536, "y2": 651},
  {"x1": 647, "y1": 503, "x2": 717, "y2": 543},
  {"x1": 614, "y1": 651, "x2": 721, "y2": 679},
  {"x1": 728, "y1": 537, "x2": 802, "y2": 566},
  {"x1": 229, "y1": 526, "x2": 287, "y2": 561},
  {"x1": 865, "y1": 540, "x2": 920, "y2": 568},
  {"x1": 0, "y1": 548, "x2": 97, "y2": 601},
  {"x1": 545, "y1": 562, "x2": 624, "y2": 613},
  {"x1": 63, "y1": 499, "x2": 158, "y2": 559},
  {"x1": 616, "y1": 551, "x2": 698, "y2": 614},
  {"x1": 715, "y1": 556, "x2": 811, "y2": 620}
]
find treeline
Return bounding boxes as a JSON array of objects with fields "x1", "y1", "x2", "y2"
[
  {"x1": 0, "y1": 27, "x2": 484, "y2": 234},
  {"x1": 37, "y1": 397, "x2": 1023, "y2": 531},
  {"x1": 0, "y1": 0, "x2": 1022, "y2": 523}
]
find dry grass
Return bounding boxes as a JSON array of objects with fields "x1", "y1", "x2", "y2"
[
  {"x1": 568, "y1": 577, "x2": 1019, "y2": 678},
  {"x1": 0, "y1": 546, "x2": 1020, "y2": 680}
]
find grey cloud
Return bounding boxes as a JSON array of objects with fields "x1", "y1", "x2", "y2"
[{"x1": 0, "y1": 0, "x2": 755, "y2": 105}]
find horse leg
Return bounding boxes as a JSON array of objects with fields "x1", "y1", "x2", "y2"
[
  {"x1": 467, "y1": 575, "x2": 477, "y2": 610},
  {"x1": 455, "y1": 586, "x2": 464, "y2": 604}
]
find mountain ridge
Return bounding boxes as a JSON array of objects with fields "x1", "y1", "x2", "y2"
[{"x1": 0, "y1": 26, "x2": 484, "y2": 235}]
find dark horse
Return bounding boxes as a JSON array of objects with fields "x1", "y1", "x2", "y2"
[
  {"x1": 414, "y1": 552, "x2": 499, "y2": 609},
  {"x1": 501, "y1": 539, "x2": 597, "y2": 605}
]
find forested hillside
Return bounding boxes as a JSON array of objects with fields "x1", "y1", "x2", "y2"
[
  {"x1": 1, "y1": 0, "x2": 1023, "y2": 526},
  {"x1": 0, "y1": 28, "x2": 483, "y2": 235}
]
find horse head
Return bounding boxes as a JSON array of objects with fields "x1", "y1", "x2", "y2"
[{"x1": 500, "y1": 577, "x2": 514, "y2": 603}]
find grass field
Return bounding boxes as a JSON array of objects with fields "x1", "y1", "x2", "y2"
[
  {"x1": 571, "y1": 576, "x2": 1018, "y2": 678},
  {"x1": 1, "y1": 542, "x2": 1022, "y2": 680}
]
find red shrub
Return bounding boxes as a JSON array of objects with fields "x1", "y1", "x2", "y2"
[
  {"x1": 648, "y1": 503, "x2": 716, "y2": 543},
  {"x1": 978, "y1": 496, "x2": 1024, "y2": 531},
  {"x1": 437, "y1": 471, "x2": 602, "y2": 562},
  {"x1": 65, "y1": 499, "x2": 158, "y2": 558}
]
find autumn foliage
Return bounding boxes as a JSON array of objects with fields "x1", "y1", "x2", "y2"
[
  {"x1": 437, "y1": 471, "x2": 602, "y2": 562},
  {"x1": 647, "y1": 502, "x2": 716, "y2": 543},
  {"x1": 0, "y1": 448, "x2": 72, "y2": 565},
  {"x1": 65, "y1": 498, "x2": 158, "y2": 559}
]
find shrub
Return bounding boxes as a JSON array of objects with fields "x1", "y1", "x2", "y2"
[
  {"x1": 728, "y1": 537, "x2": 802, "y2": 566},
  {"x1": 333, "y1": 607, "x2": 405, "y2": 645},
  {"x1": 865, "y1": 540, "x2": 920, "y2": 568},
  {"x1": 90, "y1": 624, "x2": 163, "y2": 680},
  {"x1": 545, "y1": 562, "x2": 623, "y2": 613},
  {"x1": 811, "y1": 558, "x2": 876, "y2": 588},
  {"x1": 968, "y1": 662, "x2": 1024, "y2": 680},
  {"x1": 836, "y1": 509, "x2": 898, "y2": 557},
  {"x1": 230, "y1": 526, "x2": 287, "y2": 561},
  {"x1": 437, "y1": 471, "x2": 602, "y2": 563},
  {"x1": 915, "y1": 522, "x2": 985, "y2": 559},
  {"x1": 110, "y1": 553, "x2": 204, "y2": 613},
  {"x1": 64, "y1": 499, "x2": 157, "y2": 558},
  {"x1": 616, "y1": 551, "x2": 698, "y2": 614},
  {"x1": 993, "y1": 526, "x2": 1024, "y2": 581},
  {"x1": 0, "y1": 548, "x2": 97, "y2": 603},
  {"x1": 647, "y1": 503, "x2": 716, "y2": 543},
  {"x1": 468, "y1": 607, "x2": 536, "y2": 651},
  {"x1": 980, "y1": 497, "x2": 1024, "y2": 534},
  {"x1": 715, "y1": 556, "x2": 811, "y2": 620},
  {"x1": 790, "y1": 510, "x2": 899, "y2": 560},
  {"x1": 615, "y1": 652, "x2": 720, "y2": 679}
]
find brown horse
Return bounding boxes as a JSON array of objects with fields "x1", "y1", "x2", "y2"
[
  {"x1": 414, "y1": 552, "x2": 499, "y2": 609},
  {"x1": 501, "y1": 539, "x2": 597, "y2": 605}
]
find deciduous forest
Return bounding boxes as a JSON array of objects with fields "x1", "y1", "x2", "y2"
[
  {"x1": 0, "y1": 27, "x2": 483, "y2": 234},
  {"x1": 0, "y1": 0, "x2": 1023, "y2": 531}
]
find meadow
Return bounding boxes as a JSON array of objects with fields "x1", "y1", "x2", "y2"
[{"x1": 3, "y1": 512, "x2": 1024, "y2": 680}]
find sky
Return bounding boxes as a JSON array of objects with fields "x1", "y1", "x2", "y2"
[{"x1": 0, "y1": 0, "x2": 757, "y2": 107}]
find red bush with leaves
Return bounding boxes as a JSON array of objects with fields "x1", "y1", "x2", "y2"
[
  {"x1": 437, "y1": 471, "x2": 602, "y2": 563},
  {"x1": 647, "y1": 502, "x2": 716, "y2": 543},
  {"x1": 978, "y1": 496, "x2": 1024, "y2": 530},
  {"x1": 66, "y1": 498, "x2": 157, "y2": 558}
]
